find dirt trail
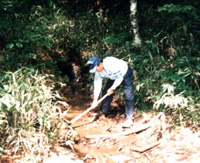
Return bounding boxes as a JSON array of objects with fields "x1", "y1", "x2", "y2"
[{"x1": 64, "y1": 90, "x2": 200, "y2": 163}]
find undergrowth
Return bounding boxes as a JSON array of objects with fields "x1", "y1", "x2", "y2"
[{"x1": 0, "y1": 68, "x2": 70, "y2": 162}]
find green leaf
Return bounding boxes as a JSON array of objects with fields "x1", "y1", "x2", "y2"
[
  {"x1": 6, "y1": 43, "x2": 14, "y2": 49},
  {"x1": 16, "y1": 42, "x2": 23, "y2": 48}
]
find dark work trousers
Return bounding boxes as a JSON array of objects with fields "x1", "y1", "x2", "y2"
[{"x1": 100, "y1": 66, "x2": 134, "y2": 120}]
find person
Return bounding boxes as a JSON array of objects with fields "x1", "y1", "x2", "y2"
[{"x1": 86, "y1": 56, "x2": 135, "y2": 128}]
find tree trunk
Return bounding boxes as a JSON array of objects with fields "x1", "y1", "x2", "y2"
[{"x1": 130, "y1": 0, "x2": 141, "y2": 44}]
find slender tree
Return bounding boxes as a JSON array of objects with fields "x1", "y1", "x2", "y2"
[{"x1": 130, "y1": 0, "x2": 141, "y2": 44}]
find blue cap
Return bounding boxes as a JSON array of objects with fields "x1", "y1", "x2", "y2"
[{"x1": 86, "y1": 56, "x2": 101, "y2": 73}]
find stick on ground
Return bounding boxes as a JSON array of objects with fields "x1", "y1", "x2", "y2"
[
  {"x1": 85, "y1": 124, "x2": 151, "y2": 139},
  {"x1": 131, "y1": 140, "x2": 161, "y2": 153}
]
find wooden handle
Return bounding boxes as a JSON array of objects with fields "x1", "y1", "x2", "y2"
[{"x1": 70, "y1": 94, "x2": 108, "y2": 124}]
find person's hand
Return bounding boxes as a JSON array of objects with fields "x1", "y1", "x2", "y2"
[
  {"x1": 91, "y1": 100, "x2": 98, "y2": 108},
  {"x1": 107, "y1": 88, "x2": 114, "y2": 96}
]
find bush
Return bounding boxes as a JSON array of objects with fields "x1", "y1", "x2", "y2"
[{"x1": 0, "y1": 68, "x2": 69, "y2": 162}]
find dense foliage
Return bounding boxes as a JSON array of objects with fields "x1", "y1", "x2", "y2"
[
  {"x1": 136, "y1": 1, "x2": 200, "y2": 126},
  {"x1": 0, "y1": 0, "x2": 199, "y2": 160},
  {"x1": 0, "y1": 68, "x2": 71, "y2": 161}
]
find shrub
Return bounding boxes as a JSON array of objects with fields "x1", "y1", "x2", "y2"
[{"x1": 0, "y1": 68, "x2": 69, "y2": 162}]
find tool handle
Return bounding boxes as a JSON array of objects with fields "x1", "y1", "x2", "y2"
[{"x1": 70, "y1": 94, "x2": 108, "y2": 124}]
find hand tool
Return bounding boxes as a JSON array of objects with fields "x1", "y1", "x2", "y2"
[{"x1": 70, "y1": 93, "x2": 108, "y2": 124}]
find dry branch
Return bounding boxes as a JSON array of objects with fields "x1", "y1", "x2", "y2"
[
  {"x1": 85, "y1": 123, "x2": 151, "y2": 139},
  {"x1": 131, "y1": 140, "x2": 161, "y2": 153}
]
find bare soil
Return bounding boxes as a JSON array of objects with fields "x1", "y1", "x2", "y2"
[{"x1": 62, "y1": 89, "x2": 200, "y2": 163}]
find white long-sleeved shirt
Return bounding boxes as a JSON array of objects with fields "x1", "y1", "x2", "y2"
[{"x1": 93, "y1": 57, "x2": 128, "y2": 101}]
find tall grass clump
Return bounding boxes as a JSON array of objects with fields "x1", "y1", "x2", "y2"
[{"x1": 0, "y1": 68, "x2": 69, "y2": 162}]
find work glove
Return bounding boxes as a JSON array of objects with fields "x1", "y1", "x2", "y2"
[
  {"x1": 107, "y1": 88, "x2": 114, "y2": 96},
  {"x1": 91, "y1": 100, "x2": 98, "y2": 108}
]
